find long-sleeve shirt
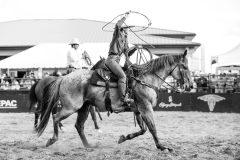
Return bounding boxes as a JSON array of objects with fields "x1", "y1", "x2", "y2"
[
  {"x1": 108, "y1": 16, "x2": 129, "y2": 57},
  {"x1": 67, "y1": 47, "x2": 90, "y2": 68}
]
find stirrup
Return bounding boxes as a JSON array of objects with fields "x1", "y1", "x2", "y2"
[
  {"x1": 121, "y1": 98, "x2": 134, "y2": 107},
  {"x1": 124, "y1": 98, "x2": 134, "y2": 104}
]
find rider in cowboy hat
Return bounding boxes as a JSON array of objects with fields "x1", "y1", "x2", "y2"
[
  {"x1": 105, "y1": 11, "x2": 134, "y2": 107},
  {"x1": 67, "y1": 38, "x2": 92, "y2": 73}
]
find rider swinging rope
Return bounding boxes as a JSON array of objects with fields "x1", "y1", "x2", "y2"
[{"x1": 35, "y1": 11, "x2": 193, "y2": 151}]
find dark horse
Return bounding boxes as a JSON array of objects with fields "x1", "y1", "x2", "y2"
[
  {"x1": 29, "y1": 76, "x2": 101, "y2": 132},
  {"x1": 36, "y1": 51, "x2": 192, "y2": 150}
]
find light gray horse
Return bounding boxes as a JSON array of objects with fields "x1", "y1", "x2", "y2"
[{"x1": 37, "y1": 51, "x2": 192, "y2": 151}]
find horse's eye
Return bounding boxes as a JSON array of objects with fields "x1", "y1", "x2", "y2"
[{"x1": 181, "y1": 64, "x2": 188, "y2": 70}]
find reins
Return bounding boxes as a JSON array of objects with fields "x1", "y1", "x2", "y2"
[{"x1": 131, "y1": 63, "x2": 184, "y2": 95}]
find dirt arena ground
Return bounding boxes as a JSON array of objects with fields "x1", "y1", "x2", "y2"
[{"x1": 0, "y1": 111, "x2": 239, "y2": 160}]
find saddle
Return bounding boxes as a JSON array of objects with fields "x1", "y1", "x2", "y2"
[
  {"x1": 90, "y1": 58, "x2": 134, "y2": 114},
  {"x1": 90, "y1": 65, "x2": 118, "y2": 88},
  {"x1": 90, "y1": 59, "x2": 133, "y2": 88}
]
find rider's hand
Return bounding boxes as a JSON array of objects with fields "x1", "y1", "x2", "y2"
[
  {"x1": 125, "y1": 11, "x2": 131, "y2": 15},
  {"x1": 125, "y1": 11, "x2": 131, "y2": 17}
]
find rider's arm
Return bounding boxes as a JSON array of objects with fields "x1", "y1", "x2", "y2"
[{"x1": 115, "y1": 12, "x2": 130, "y2": 29}]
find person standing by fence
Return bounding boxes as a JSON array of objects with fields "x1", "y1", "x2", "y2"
[{"x1": 67, "y1": 38, "x2": 92, "y2": 74}]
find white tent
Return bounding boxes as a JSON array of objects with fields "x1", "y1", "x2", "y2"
[
  {"x1": 0, "y1": 43, "x2": 110, "y2": 69},
  {"x1": 218, "y1": 44, "x2": 240, "y2": 66}
]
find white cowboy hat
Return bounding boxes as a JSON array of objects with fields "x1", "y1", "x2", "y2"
[{"x1": 69, "y1": 38, "x2": 80, "y2": 45}]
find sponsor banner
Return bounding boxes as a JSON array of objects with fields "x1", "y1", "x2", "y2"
[
  {"x1": 231, "y1": 93, "x2": 240, "y2": 113},
  {"x1": 0, "y1": 90, "x2": 29, "y2": 113},
  {"x1": 0, "y1": 100, "x2": 17, "y2": 109},
  {"x1": 191, "y1": 93, "x2": 232, "y2": 112},
  {"x1": 154, "y1": 93, "x2": 239, "y2": 113},
  {"x1": 0, "y1": 91, "x2": 239, "y2": 113},
  {"x1": 155, "y1": 93, "x2": 192, "y2": 111}
]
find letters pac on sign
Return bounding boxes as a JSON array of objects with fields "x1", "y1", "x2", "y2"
[{"x1": 0, "y1": 100, "x2": 17, "y2": 108}]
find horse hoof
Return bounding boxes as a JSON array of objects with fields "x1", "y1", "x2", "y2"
[
  {"x1": 46, "y1": 138, "x2": 57, "y2": 147},
  {"x1": 157, "y1": 145, "x2": 173, "y2": 152},
  {"x1": 163, "y1": 148, "x2": 173, "y2": 153},
  {"x1": 85, "y1": 143, "x2": 99, "y2": 149},
  {"x1": 167, "y1": 148, "x2": 173, "y2": 152},
  {"x1": 118, "y1": 135, "x2": 126, "y2": 144}
]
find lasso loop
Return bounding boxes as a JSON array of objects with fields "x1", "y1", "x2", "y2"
[
  {"x1": 102, "y1": 11, "x2": 152, "y2": 32},
  {"x1": 102, "y1": 11, "x2": 155, "y2": 48}
]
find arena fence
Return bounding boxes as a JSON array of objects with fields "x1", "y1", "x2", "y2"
[{"x1": 0, "y1": 90, "x2": 239, "y2": 113}]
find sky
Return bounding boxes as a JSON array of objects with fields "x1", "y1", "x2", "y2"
[{"x1": 0, "y1": 0, "x2": 240, "y2": 72}]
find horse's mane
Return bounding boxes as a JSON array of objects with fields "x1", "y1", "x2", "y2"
[
  {"x1": 91, "y1": 58, "x2": 106, "y2": 70},
  {"x1": 132, "y1": 54, "x2": 183, "y2": 76}
]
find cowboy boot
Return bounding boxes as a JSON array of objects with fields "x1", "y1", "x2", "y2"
[{"x1": 119, "y1": 82, "x2": 134, "y2": 106}]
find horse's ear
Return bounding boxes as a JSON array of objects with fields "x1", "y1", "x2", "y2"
[
  {"x1": 183, "y1": 48, "x2": 189, "y2": 58},
  {"x1": 100, "y1": 56, "x2": 103, "y2": 60}
]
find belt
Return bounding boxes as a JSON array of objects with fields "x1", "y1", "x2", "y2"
[{"x1": 108, "y1": 52, "x2": 118, "y2": 56}]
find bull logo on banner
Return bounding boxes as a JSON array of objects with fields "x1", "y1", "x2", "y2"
[
  {"x1": 159, "y1": 96, "x2": 182, "y2": 108},
  {"x1": 197, "y1": 94, "x2": 225, "y2": 111}
]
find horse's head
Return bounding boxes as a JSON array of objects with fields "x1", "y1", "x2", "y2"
[{"x1": 170, "y1": 49, "x2": 193, "y2": 91}]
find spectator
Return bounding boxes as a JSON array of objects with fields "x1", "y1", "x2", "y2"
[
  {"x1": 209, "y1": 74, "x2": 218, "y2": 93},
  {"x1": 51, "y1": 69, "x2": 62, "y2": 77},
  {"x1": 1, "y1": 80, "x2": 10, "y2": 90},
  {"x1": 11, "y1": 78, "x2": 20, "y2": 90},
  {"x1": 217, "y1": 73, "x2": 227, "y2": 93},
  {"x1": 0, "y1": 73, "x2": 10, "y2": 89},
  {"x1": 190, "y1": 79, "x2": 197, "y2": 93},
  {"x1": 225, "y1": 75, "x2": 234, "y2": 93},
  {"x1": 196, "y1": 76, "x2": 208, "y2": 93},
  {"x1": 234, "y1": 76, "x2": 240, "y2": 92},
  {"x1": 21, "y1": 75, "x2": 34, "y2": 89},
  {"x1": 43, "y1": 72, "x2": 50, "y2": 77},
  {"x1": 29, "y1": 72, "x2": 37, "y2": 83}
]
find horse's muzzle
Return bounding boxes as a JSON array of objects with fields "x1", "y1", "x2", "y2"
[{"x1": 182, "y1": 83, "x2": 191, "y2": 92}]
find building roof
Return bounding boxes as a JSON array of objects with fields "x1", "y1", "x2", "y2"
[
  {"x1": 218, "y1": 44, "x2": 240, "y2": 66},
  {"x1": 0, "y1": 43, "x2": 111, "y2": 69},
  {"x1": 0, "y1": 19, "x2": 200, "y2": 47}
]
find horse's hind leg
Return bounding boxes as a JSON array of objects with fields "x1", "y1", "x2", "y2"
[
  {"x1": 89, "y1": 105, "x2": 100, "y2": 130},
  {"x1": 46, "y1": 104, "x2": 78, "y2": 147},
  {"x1": 34, "y1": 113, "x2": 40, "y2": 131},
  {"x1": 140, "y1": 107, "x2": 172, "y2": 151},
  {"x1": 34, "y1": 103, "x2": 41, "y2": 131},
  {"x1": 75, "y1": 101, "x2": 92, "y2": 148},
  {"x1": 54, "y1": 100, "x2": 64, "y2": 131},
  {"x1": 118, "y1": 111, "x2": 147, "y2": 144},
  {"x1": 46, "y1": 106, "x2": 59, "y2": 147}
]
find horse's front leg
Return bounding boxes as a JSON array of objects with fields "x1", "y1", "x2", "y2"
[
  {"x1": 140, "y1": 106, "x2": 172, "y2": 151},
  {"x1": 89, "y1": 105, "x2": 100, "y2": 130},
  {"x1": 118, "y1": 111, "x2": 147, "y2": 144}
]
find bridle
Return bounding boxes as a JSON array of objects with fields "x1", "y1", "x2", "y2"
[
  {"x1": 153, "y1": 63, "x2": 186, "y2": 92},
  {"x1": 169, "y1": 63, "x2": 185, "y2": 85}
]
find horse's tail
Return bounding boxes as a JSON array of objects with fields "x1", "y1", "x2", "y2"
[
  {"x1": 29, "y1": 81, "x2": 39, "y2": 112},
  {"x1": 36, "y1": 78, "x2": 63, "y2": 137}
]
